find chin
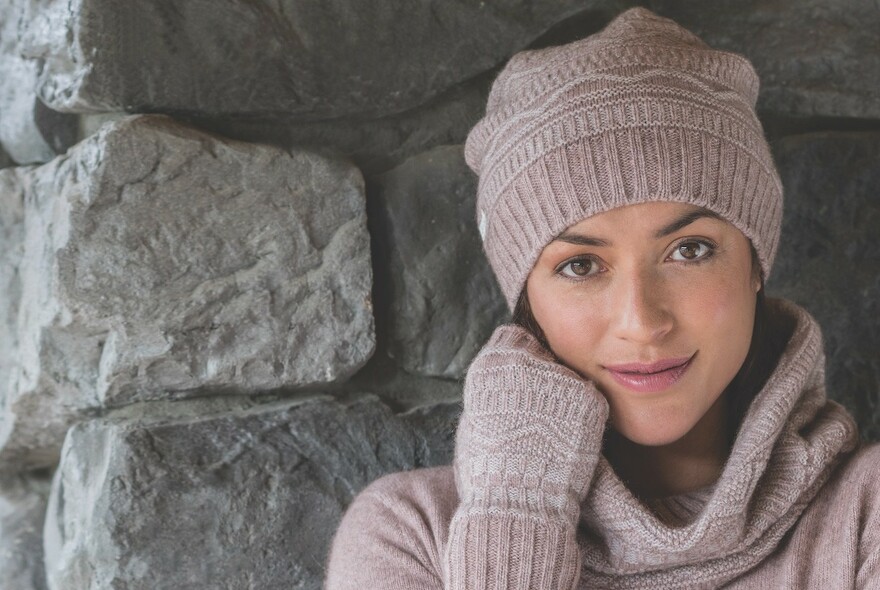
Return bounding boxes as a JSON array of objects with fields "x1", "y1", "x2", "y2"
[{"x1": 612, "y1": 415, "x2": 697, "y2": 447}]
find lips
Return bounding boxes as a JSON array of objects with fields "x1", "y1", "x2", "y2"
[
  {"x1": 605, "y1": 356, "x2": 693, "y2": 374},
  {"x1": 605, "y1": 353, "x2": 695, "y2": 393}
]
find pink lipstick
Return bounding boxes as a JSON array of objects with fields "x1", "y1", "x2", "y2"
[{"x1": 605, "y1": 354, "x2": 695, "y2": 393}]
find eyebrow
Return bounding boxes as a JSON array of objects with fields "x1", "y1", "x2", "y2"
[{"x1": 552, "y1": 208, "x2": 724, "y2": 246}]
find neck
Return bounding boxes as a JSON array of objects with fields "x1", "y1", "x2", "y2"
[{"x1": 604, "y1": 393, "x2": 731, "y2": 499}]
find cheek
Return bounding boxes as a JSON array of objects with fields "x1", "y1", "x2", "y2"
[
  {"x1": 677, "y1": 265, "x2": 757, "y2": 407},
  {"x1": 552, "y1": 309, "x2": 607, "y2": 355},
  {"x1": 528, "y1": 289, "x2": 608, "y2": 373},
  {"x1": 689, "y1": 265, "x2": 756, "y2": 338}
]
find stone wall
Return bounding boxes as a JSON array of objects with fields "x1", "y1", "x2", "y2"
[{"x1": 0, "y1": 1, "x2": 878, "y2": 588}]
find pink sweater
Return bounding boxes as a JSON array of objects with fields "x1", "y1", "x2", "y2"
[{"x1": 324, "y1": 298, "x2": 879, "y2": 589}]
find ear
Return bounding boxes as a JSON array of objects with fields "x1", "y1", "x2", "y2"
[
  {"x1": 752, "y1": 268, "x2": 763, "y2": 294},
  {"x1": 749, "y1": 254, "x2": 762, "y2": 294}
]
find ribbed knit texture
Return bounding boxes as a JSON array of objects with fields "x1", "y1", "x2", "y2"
[
  {"x1": 464, "y1": 7, "x2": 784, "y2": 313},
  {"x1": 576, "y1": 298, "x2": 858, "y2": 587},
  {"x1": 324, "y1": 297, "x2": 866, "y2": 589},
  {"x1": 446, "y1": 323, "x2": 609, "y2": 589}
]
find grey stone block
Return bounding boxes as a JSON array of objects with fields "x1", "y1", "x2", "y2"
[
  {"x1": 653, "y1": 0, "x2": 880, "y2": 118},
  {"x1": 0, "y1": 145, "x2": 13, "y2": 168},
  {"x1": 0, "y1": 2, "x2": 60, "y2": 164},
  {"x1": 43, "y1": 394, "x2": 458, "y2": 590},
  {"x1": 0, "y1": 114, "x2": 374, "y2": 470},
  {"x1": 373, "y1": 145, "x2": 507, "y2": 378},
  {"x1": 767, "y1": 132, "x2": 880, "y2": 440},
  {"x1": 0, "y1": 470, "x2": 51, "y2": 590},
  {"x1": 21, "y1": 0, "x2": 602, "y2": 118},
  {"x1": 0, "y1": 169, "x2": 25, "y2": 421},
  {"x1": 190, "y1": 70, "x2": 494, "y2": 178}
]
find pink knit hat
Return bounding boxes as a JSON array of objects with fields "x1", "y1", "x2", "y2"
[{"x1": 465, "y1": 7, "x2": 784, "y2": 314}]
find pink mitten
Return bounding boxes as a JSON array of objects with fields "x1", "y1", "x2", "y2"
[{"x1": 445, "y1": 323, "x2": 609, "y2": 590}]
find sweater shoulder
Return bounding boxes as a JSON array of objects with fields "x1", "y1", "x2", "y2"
[
  {"x1": 823, "y1": 443, "x2": 880, "y2": 575},
  {"x1": 811, "y1": 441, "x2": 880, "y2": 527},
  {"x1": 349, "y1": 464, "x2": 459, "y2": 545},
  {"x1": 342, "y1": 464, "x2": 458, "y2": 538},
  {"x1": 361, "y1": 464, "x2": 458, "y2": 504},
  {"x1": 830, "y1": 442, "x2": 880, "y2": 486},
  {"x1": 324, "y1": 466, "x2": 457, "y2": 590}
]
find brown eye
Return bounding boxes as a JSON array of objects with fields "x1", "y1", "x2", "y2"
[
  {"x1": 559, "y1": 258, "x2": 601, "y2": 279},
  {"x1": 670, "y1": 240, "x2": 714, "y2": 262},
  {"x1": 569, "y1": 260, "x2": 591, "y2": 275},
  {"x1": 679, "y1": 243, "x2": 700, "y2": 259}
]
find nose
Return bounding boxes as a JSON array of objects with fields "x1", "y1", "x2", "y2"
[{"x1": 610, "y1": 266, "x2": 674, "y2": 344}]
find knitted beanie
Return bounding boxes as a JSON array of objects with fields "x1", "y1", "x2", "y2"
[{"x1": 465, "y1": 7, "x2": 784, "y2": 314}]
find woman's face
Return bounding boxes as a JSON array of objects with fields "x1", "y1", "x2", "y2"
[{"x1": 525, "y1": 201, "x2": 760, "y2": 447}]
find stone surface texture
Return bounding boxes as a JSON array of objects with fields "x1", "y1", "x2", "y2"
[
  {"x1": 653, "y1": 0, "x2": 880, "y2": 118},
  {"x1": 0, "y1": 1, "x2": 76, "y2": 164},
  {"x1": 0, "y1": 169, "x2": 25, "y2": 430},
  {"x1": 19, "y1": 0, "x2": 607, "y2": 118},
  {"x1": 0, "y1": 114, "x2": 374, "y2": 470},
  {"x1": 0, "y1": 471, "x2": 51, "y2": 590},
  {"x1": 0, "y1": 3, "x2": 876, "y2": 589},
  {"x1": 768, "y1": 132, "x2": 880, "y2": 440},
  {"x1": 373, "y1": 145, "x2": 508, "y2": 378},
  {"x1": 14, "y1": 1, "x2": 878, "y2": 121},
  {"x1": 42, "y1": 395, "x2": 457, "y2": 590},
  {"x1": 189, "y1": 70, "x2": 495, "y2": 178}
]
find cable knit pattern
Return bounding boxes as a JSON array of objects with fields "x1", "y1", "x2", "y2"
[
  {"x1": 464, "y1": 7, "x2": 784, "y2": 313},
  {"x1": 324, "y1": 298, "x2": 866, "y2": 589},
  {"x1": 446, "y1": 324, "x2": 609, "y2": 589},
  {"x1": 576, "y1": 298, "x2": 859, "y2": 588}
]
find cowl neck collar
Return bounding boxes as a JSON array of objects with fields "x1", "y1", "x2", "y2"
[{"x1": 578, "y1": 297, "x2": 859, "y2": 588}]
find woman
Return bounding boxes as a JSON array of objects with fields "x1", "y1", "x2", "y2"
[{"x1": 324, "y1": 7, "x2": 880, "y2": 589}]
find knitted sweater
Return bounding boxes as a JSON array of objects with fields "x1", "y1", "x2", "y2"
[{"x1": 324, "y1": 298, "x2": 878, "y2": 589}]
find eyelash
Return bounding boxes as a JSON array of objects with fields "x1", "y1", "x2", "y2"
[{"x1": 555, "y1": 238, "x2": 717, "y2": 282}]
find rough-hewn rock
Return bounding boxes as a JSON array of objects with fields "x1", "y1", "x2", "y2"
[
  {"x1": 190, "y1": 70, "x2": 495, "y2": 178},
  {"x1": 768, "y1": 132, "x2": 880, "y2": 440},
  {"x1": 0, "y1": 1, "x2": 76, "y2": 164},
  {"x1": 372, "y1": 145, "x2": 507, "y2": 378},
  {"x1": 653, "y1": 0, "x2": 880, "y2": 118},
  {"x1": 20, "y1": 0, "x2": 608, "y2": 119},
  {"x1": 0, "y1": 470, "x2": 51, "y2": 590},
  {"x1": 0, "y1": 168, "x2": 25, "y2": 420},
  {"x1": 0, "y1": 145, "x2": 11, "y2": 168},
  {"x1": 43, "y1": 395, "x2": 458, "y2": 590},
  {"x1": 0, "y1": 114, "x2": 374, "y2": 470}
]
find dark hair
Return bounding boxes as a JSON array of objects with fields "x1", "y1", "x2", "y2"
[{"x1": 512, "y1": 243, "x2": 793, "y2": 443}]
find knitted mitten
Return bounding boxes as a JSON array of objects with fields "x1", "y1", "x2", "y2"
[{"x1": 444, "y1": 323, "x2": 609, "y2": 590}]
